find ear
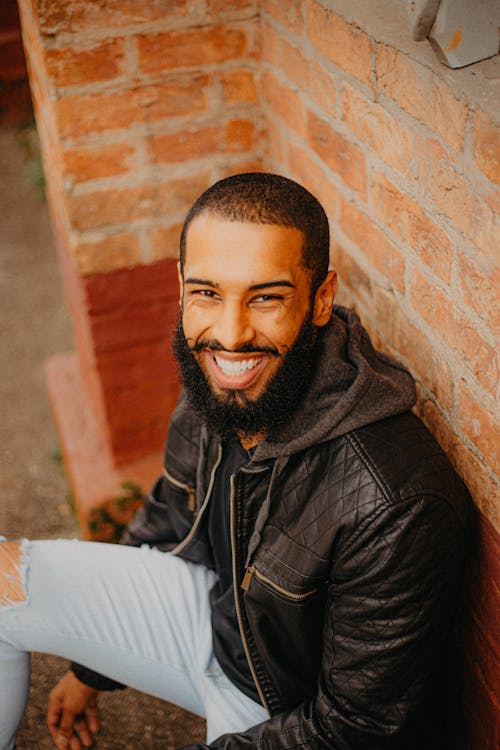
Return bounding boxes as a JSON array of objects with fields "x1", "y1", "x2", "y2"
[
  {"x1": 312, "y1": 270, "x2": 338, "y2": 327},
  {"x1": 177, "y1": 261, "x2": 184, "y2": 307}
]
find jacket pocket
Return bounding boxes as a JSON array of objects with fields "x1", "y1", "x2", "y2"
[{"x1": 241, "y1": 565, "x2": 321, "y2": 601}]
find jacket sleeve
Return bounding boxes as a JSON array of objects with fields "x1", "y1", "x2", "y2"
[{"x1": 179, "y1": 492, "x2": 469, "y2": 749}]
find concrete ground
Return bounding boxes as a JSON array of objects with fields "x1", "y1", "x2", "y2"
[{"x1": 0, "y1": 126, "x2": 205, "y2": 748}]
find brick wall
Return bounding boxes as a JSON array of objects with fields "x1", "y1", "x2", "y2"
[
  {"x1": 17, "y1": 0, "x2": 263, "y2": 465},
  {"x1": 17, "y1": 1, "x2": 498, "y2": 745}
]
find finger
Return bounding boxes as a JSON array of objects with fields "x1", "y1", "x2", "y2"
[
  {"x1": 74, "y1": 717, "x2": 94, "y2": 748},
  {"x1": 86, "y1": 702, "x2": 100, "y2": 735},
  {"x1": 56, "y1": 709, "x2": 80, "y2": 749},
  {"x1": 69, "y1": 734, "x2": 83, "y2": 750}
]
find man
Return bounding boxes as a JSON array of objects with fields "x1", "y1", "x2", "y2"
[{"x1": 0, "y1": 173, "x2": 470, "y2": 749}]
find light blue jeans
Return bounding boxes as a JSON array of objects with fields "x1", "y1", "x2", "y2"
[{"x1": 0, "y1": 539, "x2": 268, "y2": 750}]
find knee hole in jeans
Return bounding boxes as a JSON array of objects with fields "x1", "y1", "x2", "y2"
[{"x1": 0, "y1": 540, "x2": 29, "y2": 608}]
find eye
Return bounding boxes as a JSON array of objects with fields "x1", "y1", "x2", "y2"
[
  {"x1": 250, "y1": 293, "x2": 284, "y2": 307},
  {"x1": 190, "y1": 289, "x2": 220, "y2": 299}
]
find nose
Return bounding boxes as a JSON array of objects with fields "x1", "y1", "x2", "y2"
[{"x1": 211, "y1": 300, "x2": 255, "y2": 351}]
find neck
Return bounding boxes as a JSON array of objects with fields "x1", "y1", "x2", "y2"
[{"x1": 238, "y1": 431, "x2": 265, "y2": 450}]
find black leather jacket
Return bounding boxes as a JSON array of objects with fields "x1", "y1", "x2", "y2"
[
  {"x1": 77, "y1": 310, "x2": 472, "y2": 747},
  {"x1": 122, "y1": 400, "x2": 470, "y2": 749}
]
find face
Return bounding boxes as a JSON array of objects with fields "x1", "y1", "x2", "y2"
[
  {"x1": 179, "y1": 213, "x2": 334, "y2": 399},
  {"x1": 175, "y1": 213, "x2": 337, "y2": 442}
]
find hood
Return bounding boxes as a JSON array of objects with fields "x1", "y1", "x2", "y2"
[{"x1": 253, "y1": 306, "x2": 416, "y2": 461}]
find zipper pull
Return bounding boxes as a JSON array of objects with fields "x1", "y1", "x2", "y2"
[{"x1": 241, "y1": 567, "x2": 255, "y2": 591}]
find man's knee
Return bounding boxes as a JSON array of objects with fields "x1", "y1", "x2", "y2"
[{"x1": 0, "y1": 539, "x2": 29, "y2": 608}]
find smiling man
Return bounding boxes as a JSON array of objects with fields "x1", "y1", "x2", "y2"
[{"x1": 0, "y1": 174, "x2": 471, "y2": 750}]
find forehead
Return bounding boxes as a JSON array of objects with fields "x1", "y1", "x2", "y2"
[{"x1": 183, "y1": 214, "x2": 306, "y2": 285}]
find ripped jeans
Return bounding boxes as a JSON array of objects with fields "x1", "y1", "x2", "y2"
[{"x1": 0, "y1": 539, "x2": 268, "y2": 750}]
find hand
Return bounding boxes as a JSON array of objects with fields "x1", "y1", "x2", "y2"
[{"x1": 47, "y1": 671, "x2": 100, "y2": 749}]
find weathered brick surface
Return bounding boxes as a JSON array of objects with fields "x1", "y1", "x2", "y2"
[
  {"x1": 56, "y1": 78, "x2": 209, "y2": 137},
  {"x1": 370, "y1": 172, "x2": 453, "y2": 283},
  {"x1": 36, "y1": 0, "x2": 189, "y2": 34},
  {"x1": 220, "y1": 69, "x2": 257, "y2": 104},
  {"x1": 73, "y1": 232, "x2": 142, "y2": 275},
  {"x1": 44, "y1": 39, "x2": 125, "y2": 86},
  {"x1": 339, "y1": 197, "x2": 405, "y2": 293},
  {"x1": 68, "y1": 174, "x2": 209, "y2": 231},
  {"x1": 375, "y1": 45, "x2": 467, "y2": 153},
  {"x1": 410, "y1": 267, "x2": 497, "y2": 396},
  {"x1": 306, "y1": 0, "x2": 373, "y2": 84},
  {"x1": 63, "y1": 143, "x2": 135, "y2": 183},
  {"x1": 308, "y1": 110, "x2": 366, "y2": 197},
  {"x1": 473, "y1": 110, "x2": 500, "y2": 184},
  {"x1": 262, "y1": 0, "x2": 304, "y2": 36},
  {"x1": 137, "y1": 25, "x2": 250, "y2": 74},
  {"x1": 260, "y1": 69, "x2": 306, "y2": 136},
  {"x1": 341, "y1": 83, "x2": 414, "y2": 174}
]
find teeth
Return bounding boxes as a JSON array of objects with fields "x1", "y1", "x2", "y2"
[{"x1": 214, "y1": 356, "x2": 261, "y2": 377}]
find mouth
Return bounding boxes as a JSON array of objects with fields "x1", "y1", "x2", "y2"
[{"x1": 204, "y1": 351, "x2": 270, "y2": 390}]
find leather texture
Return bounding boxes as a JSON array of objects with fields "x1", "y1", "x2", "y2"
[{"x1": 123, "y1": 399, "x2": 471, "y2": 749}]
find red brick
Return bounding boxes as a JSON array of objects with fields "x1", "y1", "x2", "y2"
[
  {"x1": 148, "y1": 224, "x2": 183, "y2": 263},
  {"x1": 458, "y1": 381, "x2": 499, "y2": 472},
  {"x1": 223, "y1": 158, "x2": 264, "y2": 176},
  {"x1": 220, "y1": 69, "x2": 257, "y2": 105},
  {"x1": 82, "y1": 257, "x2": 179, "y2": 314},
  {"x1": 458, "y1": 253, "x2": 500, "y2": 333},
  {"x1": 307, "y1": 110, "x2": 366, "y2": 197},
  {"x1": 260, "y1": 69, "x2": 306, "y2": 137},
  {"x1": 279, "y1": 35, "x2": 336, "y2": 117},
  {"x1": 287, "y1": 142, "x2": 337, "y2": 222},
  {"x1": 262, "y1": 0, "x2": 304, "y2": 36},
  {"x1": 206, "y1": 0, "x2": 257, "y2": 15},
  {"x1": 264, "y1": 118, "x2": 285, "y2": 166},
  {"x1": 376, "y1": 45, "x2": 467, "y2": 152},
  {"x1": 418, "y1": 157, "x2": 473, "y2": 236},
  {"x1": 224, "y1": 118, "x2": 257, "y2": 152},
  {"x1": 339, "y1": 198, "x2": 405, "y2": 293},
  {"x1": 341, "y1": 83, "x2": 414, "y2": 172},
  {"x1": 375, "y1": 289, "x2": 454, "y2": 413},
  {"x1": 410, "y1": 268, "x2": 498, "y2": 395},
  {"x1": 89, "y1": 299, "x2": 177, "y2": 353},
  {"x1": 63, "y1": 143, "x2": 135, "y2": 183},
  {"x1": 332, "y1": 240, "x2": 374, "y2": 312},
  {"x1": 306, "y1": 0, "x2": 373, "y2": 84},
  {"x1": 37, "y1": 0, "x2": 188, "y2": 34},
  {"x1": 137, "y1": 26, "x2": 249, "y2": 74},
  {"x1": 45, "y1": 40, "x2": 124, "y2": 86},
  {"x1": 149, "y1": 126, "x2": 219, "y2": 164},
  {"x1": 73, "y1": 232, "x2": 142, "y2": 275},
  {"x1": 56, "y1": 78, "x2": 208, "y2": 138},
  {"x1": 370, "y1": 173, "x2": 453, "y2": 282},
  {"x1": 69, "y1": 175, "x2": 209, "y2": 231},
  {"x1": 149, "y1": 119, "x2": 256, "y2": 165},
  {"x1": 473, "y1": 110, "x2": 500, "y2": 184},
  {"x1": 260, "y1": 21, "x2": 281, "y2": 68}
]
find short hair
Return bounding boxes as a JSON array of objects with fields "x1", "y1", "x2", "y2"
[{"x1": 179, "y1": 172, "x2": 330, "y2": 294}]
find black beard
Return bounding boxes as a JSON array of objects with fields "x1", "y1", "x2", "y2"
[{"x1": 172, "y1": 314, "x2": 317, "y2": 443}]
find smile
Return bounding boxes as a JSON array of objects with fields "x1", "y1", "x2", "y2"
[
  {"x1": 213, "y1": 355, "x2": 262, "y2": 377},
  {"x1": 204, "y1": 351, "x2": 270, "y2": 390}
]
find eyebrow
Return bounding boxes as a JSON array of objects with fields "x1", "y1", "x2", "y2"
[{"x1": 184, "y1": 278, "x2": 296, "y2": 291}]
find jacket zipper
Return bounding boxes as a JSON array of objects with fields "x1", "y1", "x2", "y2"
[
  {"x1": 241, "y1": 567, "x2": 320, "y2": 601},
  {"x1": 163, "y1": 467, "x2": 196, "y2": 512},
  {"x1": 230, "y1": 474, "x2": 271, "y2": 714},
  {"x1": 170, "y1": 446, "x2": 222, "y2": 556}
]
